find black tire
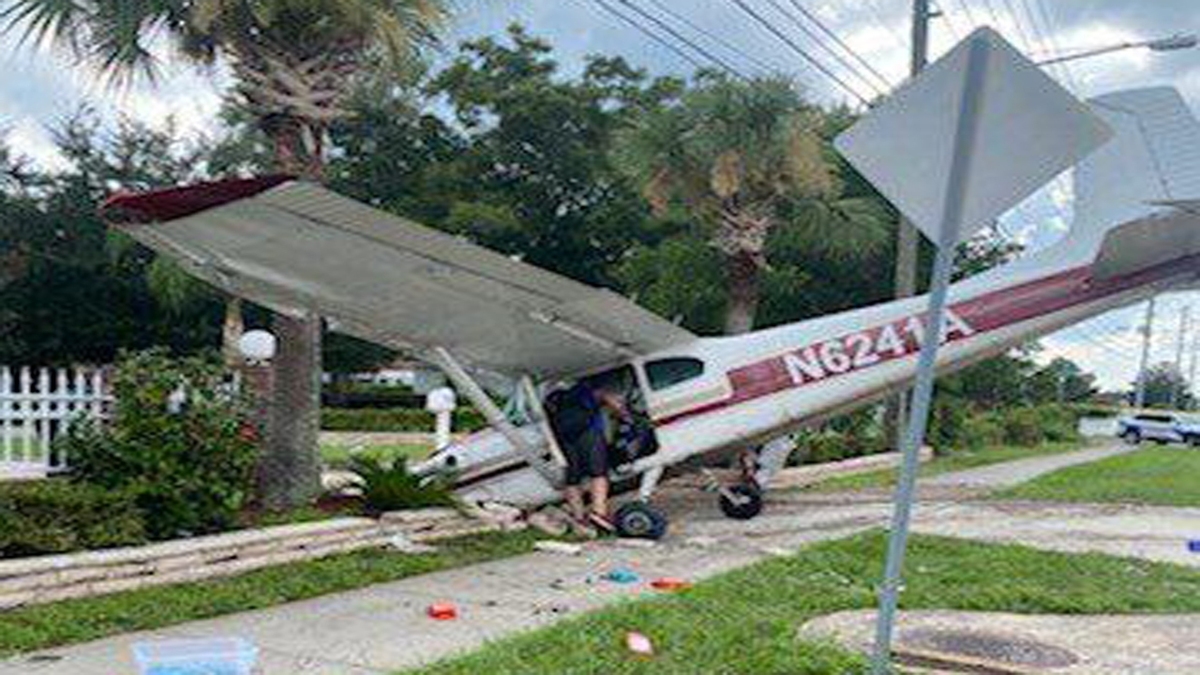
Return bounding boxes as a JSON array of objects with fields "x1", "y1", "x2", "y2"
[
  {"x1": 1122, "y1": 429, "x2": 1141, "y2": 445},
  {"x1": 614, "y1": 502, "x2": 668, "y2": 540},
  {"x1": 1189, "y1": 436, "x2": 1200, "y2": 448},
  {"x1": 719, "y1": 484, "x2": 764, "y2": 520}
]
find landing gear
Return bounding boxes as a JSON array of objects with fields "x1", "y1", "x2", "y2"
[
  {"x1": 614, "y1": 501, "x2": 668, "y2": 540},
  {"x1": 719, "y1": 483, "x2": 764, "y2": 520}
]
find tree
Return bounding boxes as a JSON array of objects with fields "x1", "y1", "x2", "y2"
[
  {"x1": 1030, "y1": 357, "x2": 1097, "y2": 404},
  {"x1": 612, "y1": 73, "x2": 890, "y2": 334},
  {"x1": 5, "y1": 0, "x2": 452, "y2": 507},
  {"x1": 1135, "y1": 362, "x2": 1192, "y2": 409}
]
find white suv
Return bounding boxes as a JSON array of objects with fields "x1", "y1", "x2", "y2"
[{"x1": 1116, "y1": 412, "x2": 1198, "y2": 445}]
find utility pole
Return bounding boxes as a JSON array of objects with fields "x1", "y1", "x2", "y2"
[
  {"x1": 1189, "y1": 322, "x2": 1199, "y2": 410},
  {"x1": 887, "y1": 0, "x2": 933, "y2": 450},
  {"x1": 1173, "y1": 306, "x2": 1191, "y2": 409},
  {"x1": 1134, "y1": 297, "x2": 1156, "y2": 409}
]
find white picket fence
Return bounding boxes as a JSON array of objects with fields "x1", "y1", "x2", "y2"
[{"x1": 0, "y1": 366, "x2": 111, "y2": 477}]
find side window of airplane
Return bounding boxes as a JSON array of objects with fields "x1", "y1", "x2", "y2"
[{"x1": 645, "y1": 357, "x2": 705, "y2": 391}]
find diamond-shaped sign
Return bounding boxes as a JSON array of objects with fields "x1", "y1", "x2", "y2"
[{"x1": 835, "y1": 27, "x2": 1112, "y2": 246}]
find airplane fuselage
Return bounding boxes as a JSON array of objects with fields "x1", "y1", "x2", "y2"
[{"x1": 428, "y1": 245, "x2": 1200, "y2": 507}]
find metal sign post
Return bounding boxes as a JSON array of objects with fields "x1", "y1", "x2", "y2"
[
  {"x1": 834, "y1": 27, "x2": 1111, "y2": 673},
  {"x1": 867, "y1": 35, "x2": 990, "y2": 675}
]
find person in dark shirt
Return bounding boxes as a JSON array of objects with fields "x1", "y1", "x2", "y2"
[{"x1": 546, "y1": 381, "x2": 626, "y2": 534}]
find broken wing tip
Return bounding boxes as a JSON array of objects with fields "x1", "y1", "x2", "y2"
[{"x1": 98, "y1": 174, "x2": 296, "y2": 225}]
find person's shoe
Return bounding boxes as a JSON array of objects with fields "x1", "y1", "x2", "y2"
[{"x1": 588, "y1": 512, "x2": 617, "y2": 536}]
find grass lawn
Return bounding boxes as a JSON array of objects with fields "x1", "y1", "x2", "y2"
[
  {"x1": 320, "y1": 442, "x2": 431, "y2": 469},
  {"x1": 809, "y1": 440, "x2": 1083, "y2": 493},
  {"x1": 998, "y1": 446, "x2": 1200, "y2": 507},
  {"x1": 0, "y1": 530, "x2": 547, "y2": 657},
  {"x1": 407, "y1": 530, "x2": 1200, "y2": 675}
]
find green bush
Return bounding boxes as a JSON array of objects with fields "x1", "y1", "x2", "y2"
[
  {"x1": 57, "y1": 349, "x2": 259, "y2": 540},
  {"x1": 321, "y1": 407, "x2": 485, "y2": 432},
  {"x1": 0, "y1": 480, "x2": 145, "y2": 557},
  {"x1": 929, "y1": 395, "x2": 969, "y2": 450},
  {"x1": 1036, "y1": 404, "x2": 1082, "y2": 442},
  {"x1": 1000, "y1": 407, "x2": 1046, "y2": 446},
  {"x1": 350, "y1": 455, "x2": 456, "y2": 513},
  {"x1": 960, "y1": 412, "x2": 1005, "y2": 450}
]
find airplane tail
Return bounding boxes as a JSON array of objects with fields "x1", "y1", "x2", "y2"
[{"x1": 1062, "y1": 87, "x2": 1200, "y2": 280}]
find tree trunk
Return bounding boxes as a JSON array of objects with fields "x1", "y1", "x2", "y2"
[
  {"x1": 257, "y1": 114, "x2": 324, "y2": 508},
  {"x1": 261, "y1": 310, "x2": 323, "y2": 508},
  {"x1": 725, "y1": 254, "x2": 761, "y2": 335},
  {"x1": 221, "y1": 297, "x2": 245, "y2": 368}
]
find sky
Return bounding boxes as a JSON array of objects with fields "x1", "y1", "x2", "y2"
[{"x1": 1, "y1": 0, "x2": 1198, "y2": 392}]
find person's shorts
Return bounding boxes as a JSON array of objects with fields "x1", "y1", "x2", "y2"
[{"x1": 563, "y1": 426, "x2": 609, "y2": 486}]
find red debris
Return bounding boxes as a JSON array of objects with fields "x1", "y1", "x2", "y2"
[
  {"x1": 427, "y1": 603, "x2": 458, "y2": 620},
  {"x1": 650, "y1": 577, "x2": 692, "y2": 591}
]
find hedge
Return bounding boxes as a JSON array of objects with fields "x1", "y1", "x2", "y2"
[
  {"x1": 321, "y1": 407, "x2": 486, "y2": 432},
  {"x1": 0, "y1": 480, "x2": 146, "y2": 557}
]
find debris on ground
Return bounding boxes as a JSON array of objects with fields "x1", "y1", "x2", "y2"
[
  {"x1": 760, "y1": 546, "x2": 793, "y2": 557},
  {"x1": 532, "y1": 603, "x2": 571, "y2": 616},
  {"x1": 610, "y1": 537, "x2": 657, "y2": 549},
  {"x1": 650, "y1": 577, "x2": 692, "y2": 592},
  {"x1": 386, "y1": 533, "x2": 438, "y2": 554},
  {"x1": 625, "y1": 631, "x2": 655, "y2": 657},
  {"x1": 527, "y1": 507, "x2": 570, "y2": 536},
  {"x1": 604, "y1": 567, "x2": 640, "y2": 584},
  {"x1": 427, "y1": 603, "x2": 458, "y2": 620},
  {"x1": 465, "y1": 502, "x2": 526, "y2": 531},
  {"x1": 1188, "y1": 540, "x2": 1200, "y2": 553},
  {"x1": 534, "y1": 540, "x2": 584, "y2": 556}
]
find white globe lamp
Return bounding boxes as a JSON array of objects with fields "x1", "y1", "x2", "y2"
[{"x1": 238, "y1": 330, "x2": 277, "y2": 364}]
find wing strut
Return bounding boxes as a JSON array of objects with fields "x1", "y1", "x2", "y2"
[{"x1": 426, "y1": 347, "x2": 563, "y2": 486}]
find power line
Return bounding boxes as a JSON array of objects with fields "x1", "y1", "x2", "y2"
[
  {"x1": 725, "y1": 0, "x2": 874, "y2": 106},
  {"x1": 759, "y1": 0, "x2": 888, "y2": 97},
  {"x1": 950, "y1": 0, "x2": 981, "y2": 29},
  {"x1": 859, "y1": 0, "x2": 909, "y2": 50},
  {"x1": 783, "y1": 0, "x2": 895, "y2": 90},
  {"x1": 613, "y1": 0, "x2": 750, "y2": 79},
  {"x1": 583, "y1": 0, "x2": 707, "y2": 71},
  {"x1": 641, "y1": 0, "x2": 778, "y2": 73}
]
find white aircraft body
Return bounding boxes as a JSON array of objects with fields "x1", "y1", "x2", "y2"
[{"x1": 103, "y1": 87, "x2": 1200, "y2": 538}]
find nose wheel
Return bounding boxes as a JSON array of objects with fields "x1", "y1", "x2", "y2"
[
  {"x1": 614, "y1": 501, "x2": 668, "y2": 540},
  {"x1": 718, "y1": 483, "x2": 764, "y2": 520}
]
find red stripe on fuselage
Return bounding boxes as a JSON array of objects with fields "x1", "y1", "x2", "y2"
[{"x1": 657, "y1": 256, "x2": 1200, "y2": 427}]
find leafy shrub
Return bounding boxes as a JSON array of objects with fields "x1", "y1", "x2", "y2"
[
  {"x1": 928, "y1": 395, "x2": 969, "y2": 451},
  {"x1": 321, "y1": 407, "x2": 485, "y2": 432},
  {"x1": 0, "y1": 480, "x2": 145, "y2": 557},
  {"x1": 57, "y1": 349, "x2": 259, "y2": 540},
  {"x1": 350, "y1": 455, "x2": 456, "y2": 513},
  {"x1": 1000, "y1": 407, "x2": 1046, "y2": 446},
  {"x1": 322, "y1": 382, "x2": 423, "y2": 409},
  {"x1": 1036, "y1": 404, "x2": 1082, "y2": 442},
  {"x1": 960, "y1": 412, "x2": 1005, "y2": 450}
]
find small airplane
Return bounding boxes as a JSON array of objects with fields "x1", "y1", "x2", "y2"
[{"x1": 102, "y1": 86, "x2": 1200, "y2": 538}]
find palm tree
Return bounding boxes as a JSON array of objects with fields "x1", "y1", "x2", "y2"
[
  {"x1": 613, "y1": 74, "x2": 890, "y2": 334},
  {"x1": 3, "y1": 0, "x2": 450, "y2": 507}
]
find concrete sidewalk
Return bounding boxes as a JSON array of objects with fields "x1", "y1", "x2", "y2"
[
  {"x1": 921, "y1": 439, "x2": 1135, "y2": 490},
  {"x1": 0, "y1": 502, "x2": 887, "y2": 675},
  {"x1": 4, "y1": 441, "x2": 1194, "y2": 675}
]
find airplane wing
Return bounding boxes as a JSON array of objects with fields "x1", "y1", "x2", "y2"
[{"x1": 101, "y1": 176, "x2": 695, "y2": 378}]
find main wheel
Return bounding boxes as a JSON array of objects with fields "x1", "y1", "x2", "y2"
[
  {"x1": 719, "y1": 484, "x2": 764, "y2": 520},
  {"x1": 614, "y1": 502, "x2": 668, "y2": 540},
  {"x1": 1122, "y1": 429, "x2": 1141, "y2": 445}
]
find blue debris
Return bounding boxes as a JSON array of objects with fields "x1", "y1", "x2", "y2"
[
  {"x1": 604, "y1": 567, "x2": 640, "y2": 584},
  {"x1": 1188, "y1": 540, "x2": 1200, "y2": 553}
]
